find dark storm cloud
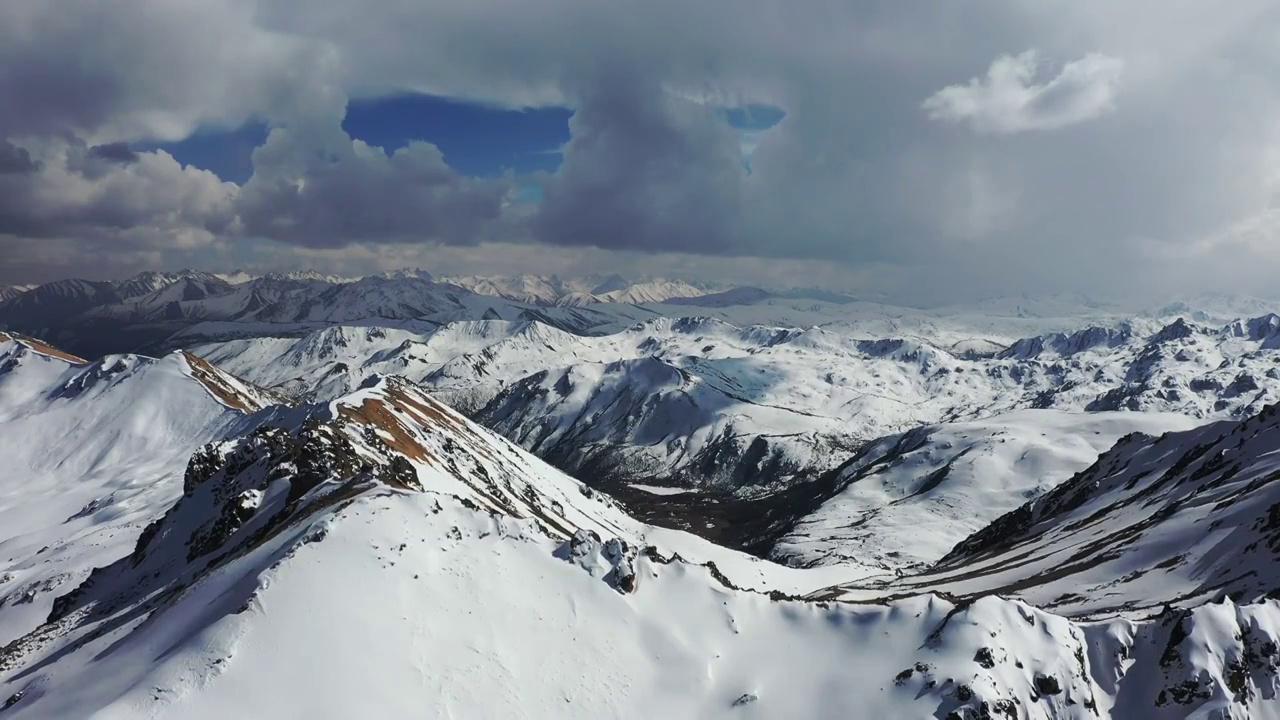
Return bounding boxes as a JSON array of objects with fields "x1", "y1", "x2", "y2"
[
  {"x1": 0, "y1": 0, "x2": 329, "y2": 142},
  {"x1": 87, "y1": 142, "x2": 141, "y2": 164},
  {"x1": 235, "y1": 120, "x2": 510, "y2": 247},
  {"x1": 534, "y1": 71, "x2": 746, "y2": 253},
  {"x1": 0, "y1": 140, "x2": 38, "y2": 174}
]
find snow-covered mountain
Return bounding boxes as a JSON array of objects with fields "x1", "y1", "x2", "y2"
[
  {"x1": 0, "y1": 331, "x2": 278, "y2": 647},
  {"x1": 212, "y1": 270, "x2": 255, "y2": 285},
  {"x1": 0, "y1": 271, "x2": 240, "y2": 357},
  {"x1": 818, "y1": 401, "x2": 1280, "y2": 617},
  {"x1": 8, "y1": 266, "x2": 1276, "y2": 367},
  {"x1": 0, "y1": 286, "x2": 33, "y2": 303},
  {"x1": 0, "y1": 272, "x2": 659, "y2": 360},
  {"x1": 6, "y1": 333, "x2": 1280, "y2": 717},
  {"x1": 596, "y1": 279, "x2": 708, "y2": 305},
  {"x1": 0, "y1": 279, "x2": 124, "y2": 331},
  {"x1": 1147, "y1": 292, "x2": 1280, "y2": 324},
  {"x1": 9, "y1": 273, "x2": 1280, "y2": 720},
  {"x1": 441, "y1": 273, "x2": 712, "y2": 306},
  {"x1": 442, "y1": 273, "x2": 570, "y2": 304},
  {"x1": 111, "y1": 271, "x2": 224, "y2": 301},
  {"x1": 195, "y1": 313, "x2": 1280, "y2": 509}
]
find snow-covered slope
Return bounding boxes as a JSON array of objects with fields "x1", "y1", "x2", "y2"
[
  {"x1": 817, "y1": 401, "x2": 1280, "y2": 621},
  {"x1": 774, "y1": 409, "x2": 1203, "y2": 573},
  {"x1": 0, "y1": 286, "x2": 32, "y2": 304},
  {"x1": 0, "y1": 333, "x2": 277, "y2": 647}
]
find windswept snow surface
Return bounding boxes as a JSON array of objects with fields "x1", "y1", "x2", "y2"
[{"x1": 0, "y1": 492, "x2": 1115, "y2": 720}]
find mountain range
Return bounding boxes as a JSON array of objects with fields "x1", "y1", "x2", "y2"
[{"x1": 4, "y1": 273, "x2": 1280, "y2": 717}]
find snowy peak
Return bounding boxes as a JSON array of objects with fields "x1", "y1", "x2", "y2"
[
  {"x1": 260, "y1": 269, "x2": 358, "y2": 284},
  {"x1": 1149, "y1": 292, "x2": 1280, "y2": 323},
  {"x1": 25, "y1": 415, "x2": 427, "y2": 659},
  {"x1": 113, "y1": 270, "x2": 214, "y2": 299},
  {"x1": 588, "y1": 273, "x2": 629, "y2": 295},
  {"x1": 0, "y1": 339, "x2": 279, "y2": 650},
  {"x1": 1150, "y1": 316, "x2": 1202, "y2": 344},
  {"x1": 1225, "y1": 313, "x2": 1280, "y2": 347},
  {"x1": 330, "y1": 376, "x2": 638, "y2": 539},
  {"x1": 444, "y1": 274, "x2": 567, "y2": 304},
  {"x1": 213, "y1": 269, "x2": 255, "y2": 285},
  {"x1": 48, "y1": 353, "x2": 156, "y2": 401},
  {"x1": 0, "y1": 280, "x2": 121, "y2": 330},
  {"x1": 375, "y1": 267, "x2": 434, "y2": 282}
]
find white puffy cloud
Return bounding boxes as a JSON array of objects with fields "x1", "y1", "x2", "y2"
[
  {"x1": 0, "y1": 140, "x2": 236, "y2": 244},
  {"x1": 923, "y1": 51, "x2": 1124, "y2": 134}
]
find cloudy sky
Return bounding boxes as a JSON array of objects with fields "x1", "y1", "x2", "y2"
[{"x1": 2, "y1": 0, "x2": 1278, "y2": 302}]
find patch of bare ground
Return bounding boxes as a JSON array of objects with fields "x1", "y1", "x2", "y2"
[
  {"x1": 10, "y1": 333, "x2": 87, "y2": 364},
  {"x1": 337, "y1": 397, "x2": 432, "y2": 463},
  {"x1": 181, "y1": 351, "x2": 286, "y2": 412},
  {"x1": 384, "y1": 381, "x2": 499, "y2": 457}
]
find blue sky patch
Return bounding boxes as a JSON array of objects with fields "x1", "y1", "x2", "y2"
[
  {"x1": 723, "y1": 104, "x2": 786, "y2": 172},
  {"x1": 137, "y1": 122, "x2": 269, "y2": 185},
  {"x1": 138, "y1": 97, "x2": 784, "y2": 185},
  {"x1": 723, "y1": 104, "x2": 786, "y2": 131},
  {"x1": 139, "y1": 94, "x2": 572, "y2": 184},
  {"x1": 342, "y1": 94, "x2": 572, "y2": 177}
]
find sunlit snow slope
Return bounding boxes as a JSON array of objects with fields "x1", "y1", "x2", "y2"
[{"x1": 0, "y1": 333, "x2": 276, "y2": 646}]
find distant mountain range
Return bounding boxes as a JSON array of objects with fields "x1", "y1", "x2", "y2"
[
  {"x1": 0, "y1": 270, "x2": 738, "y2": 358},
  {"x1": 6, "y1": 268, "x2": 1279, "y2": 360}
]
